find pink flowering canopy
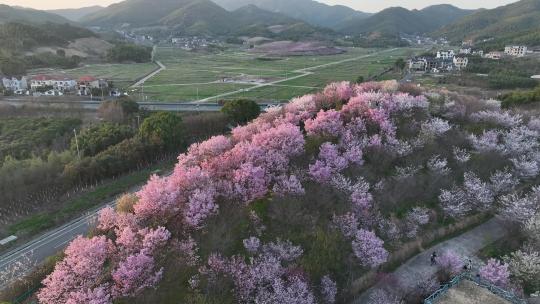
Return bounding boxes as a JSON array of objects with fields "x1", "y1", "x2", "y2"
[{"x1": 38, "y1": 79, "x2": 540, "y2": 303}]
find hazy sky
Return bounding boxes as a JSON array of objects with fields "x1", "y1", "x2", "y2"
[{"x1": 0, "y1": 0, "x2": 518, "y2": 12}]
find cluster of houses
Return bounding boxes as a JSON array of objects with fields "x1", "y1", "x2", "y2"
[
  {"x1": 116, "y1": 30, "x2": 154, "y2": 46},
  {"x1": 1, "y1": 75, "x2": 110, "y2": 97},
  {"x1": 170, "y1": 36, "x2": 221, "y2": 50},
  {"x1": 408, "y1": 44, "x2": 534, "y2": 73},
  {"x1": 408, "y1": 50, "x2": 469, "y2": 73}
]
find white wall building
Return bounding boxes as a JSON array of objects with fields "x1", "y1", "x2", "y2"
[
  {"x1": 504, "y1": 45, "x2": 528, "y2": 57},
  {"x1": 436, "y1": 50, "x2": 455, "y2": 60},
  {"x1": 459, "y1": 48, "x2": 472, "y2": 55},
  {"x1": 1, "y1": 77, "x2": 28, "y2": 91},
  {"x1": 30, "y1": 75, "x2": 76, "y2": 91},
  {"x1": 453, "y1": 56, "x2": 469, "y2": 70}
]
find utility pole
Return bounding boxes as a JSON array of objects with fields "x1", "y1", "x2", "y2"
[{"x1": 73, "y1": 129, "x2": 81, "y2": 160}]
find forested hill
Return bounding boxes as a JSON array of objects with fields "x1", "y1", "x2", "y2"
[
  {"x1": 0, "y1": 4, "x2": 70, "y2": 24},
  {"x1": 0, "y1": 22, "x2": 96, "y2": 52},
  {"x1": 211, "y1": 0, "x2": 371, "y2": 29},
  {"x1": 81, "y1": 0, "x2": 328, "y2": 38},
  {"x1": 435, "y1": 0, "x2": 540, "y2": 47},
  {"x1": 339, "y1": 4, "x2": 475, "y2": 35}
]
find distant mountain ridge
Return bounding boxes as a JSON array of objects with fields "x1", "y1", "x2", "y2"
[
  {"x1": 47, "y1": 6, "x2": 104, "y2": 22},
  {"x1": 435, "y1": 0, "x2": 540, "y2": 46},
  {"x1": 81, "y1": 0, "x2": 330, "y2": 38},
  {"x1": 340, "y1": 4, "x2": 476, "y2": 35},
  {"x1": 210, "y1": 0, "x2": 371, "y2": 29},
  {"x1": 0, "y1": 4, "x2": 71, "y2": 24}
]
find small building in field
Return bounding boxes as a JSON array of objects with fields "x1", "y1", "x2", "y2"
[
  {"x1": 504, "y1": 45, "x2": 528, "y2": 57},
  {"x1": 2, "y1": 76, "x2": 28, "y2": 91}
]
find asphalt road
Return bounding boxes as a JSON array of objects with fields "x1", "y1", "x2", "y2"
[
  {"x1": 0, "y1": 99, "x2": 283, "y2": 112},
  {"x1": 0, "y1": 201, "x2": 113, "y2": 290}
]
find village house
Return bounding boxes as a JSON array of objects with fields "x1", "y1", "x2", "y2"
[
  {"x1": 472, "y1": 49, "x2": 484, "y2": 56},
  {"x1": 436, "y1": 50, "x2": 455, "y2": 60},
  {"x1": 459, "y1": 48, "x2": 472, "y2": 55},
  {"x1": 408, "y1": 57, "x2": 427, "y2": 72},
  {"x1": 485, "y1": 51, "x2": 504, "y2": 60},
  {"x1": 453, "y1": 56, "x2": 469, "y2": 70},
  {"x1": 408, "y1": 56, "x2": 454, "y2": 73},
  {"x1": 77, "y1": 76, "x2": 109, "y2": 96},
  {"x1": 504, "y1": 45, "x2": 528, "y2": 57},
  {"x1": 1, "y1": 76, "x2": 28, "y2": 91},
  {"x1": 30, "y1": 75, "x2": 77, "y2": 92}
]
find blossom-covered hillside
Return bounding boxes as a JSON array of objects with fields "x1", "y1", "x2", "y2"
[{"x1": 37, "y1": 81, "x2": 540, "y2": 303}]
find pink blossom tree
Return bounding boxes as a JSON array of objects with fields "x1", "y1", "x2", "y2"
[
  {"x1": 305, "y1": 109, "x2": 344, "y2": 137},
  {"x1": 436, "y1": 250, "x2": 463, "y2": 276},
  {"x1": 309, "y1": 143, "x2": 348, "y2": 183},
  {"x1": 352, "y1": 229, "x2": 388, "y2": 268},
  {"x1": 112, "y1": 252, "x2": 163, "y2": 298},
  {"x1": 479, "y1": 259, "x2": 510, "y2": 288},
  {"x1": 320, "y1": 275, "x2": 337, "y2": 304}
]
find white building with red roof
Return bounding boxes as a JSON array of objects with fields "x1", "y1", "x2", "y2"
[{"x1": 77, "y1": 75, "x2": 109, "y2": 96}]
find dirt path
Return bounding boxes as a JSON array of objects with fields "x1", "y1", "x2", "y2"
[
  {"x1": 350, "y1": 217, "x2": 507, "y2": 303},
  {"x1": 131, "y1": 60, "x2": 166, "y2": 88}
]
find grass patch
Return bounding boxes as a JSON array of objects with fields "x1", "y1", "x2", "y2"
[{"x1": 8, "y1": 213, "x2": 55, "y2": 235}]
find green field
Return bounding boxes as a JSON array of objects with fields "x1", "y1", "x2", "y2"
[
  {"x1": 31, "y1": 63, "x2": 158, "y2": 90},
  {"x1": 42, "y1": 46, "x2": 421, "y2": 102}
]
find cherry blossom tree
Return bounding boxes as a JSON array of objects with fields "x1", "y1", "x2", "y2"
[
  {"x1": 470, "y1": 110, "x2": 522, "y2": 128},
  {"x1": 38, "y1": 236, "x2": 112, "y2": 304},
  {"x1": 112, "y1": 252, "x2": 163, "y2": 298},
  {"x1": 505, "y1": 250, "x2": 540, "y2": 291},
  {"x1": 427, "y1": 155, "x2": 450, "y2": 175},
  {"x1": 479, "y1": 259, "x2": 510, "y2": 288},
  {"x1": 436, "y1": 250, "x2": 463, "y2": 276},
  {"x1": 352, "y1": 229, "x2": 388, "y2": 268},
  {"x1": 272, "y1": 175, "x2": 305, "y2": 197},
  {"x1": 305, "y1": 109, "x2": 344, "y2": 137},
  {"x1": 309, "y1": 143, "x2": 348, "y2": 183},
  {"x1": 367, "y1": 289, "x2": 401, "y2": 304},
  {"x1": 320, "y1": 275, "x2": 337, "y2": 304}
]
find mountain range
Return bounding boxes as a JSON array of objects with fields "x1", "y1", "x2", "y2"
[
  {"x1": 80, "y1": 0, "x2": 329, "y2": 38},
  {"x1": 0, "y1": 4, "x2": 71, "y2": 24},
  {"x1": 435, "y1": 0, "x2": 540, "y2": 45},
  {"x1": 47, "y1": 6, "x2": 104, "y2": 22},
  {"x1": 1, "y1": 0, "x2": 540, "y2": 47},
  {"x1": 339, "y1": 4, "x2": 476, "y2": 36},
  {"x1": 210, "y1": 0, "x2": 371, "y2": 29}
]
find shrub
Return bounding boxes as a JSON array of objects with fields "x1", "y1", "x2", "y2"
[
  {"x1": 221, "y1": 99, "x2": 261, "y2": 125},
  {"x1": 139, "y1": 112, "x2": 185, "y2": 151},
  {"x1": 72, "y1": 123, "x2": 134, "y2": 157}
]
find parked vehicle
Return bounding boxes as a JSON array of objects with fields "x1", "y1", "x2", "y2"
[{"x1": 44, "y1": 90, "x2": 64, "y2": 96}]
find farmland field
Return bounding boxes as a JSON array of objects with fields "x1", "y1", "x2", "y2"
[
  {"x1": 135, "y1": 46, "x2": 421, "y2": 102},
  {"x1": 30, "y1": 62, "x2": 159, "y2": 90},
  {"x1": 36, "y1": 46, "x2": 421, "y2": 102}
]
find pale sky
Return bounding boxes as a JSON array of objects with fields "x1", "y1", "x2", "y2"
[{"x1": 0, "y1": 0, "x2": 519, "y2": 12}]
